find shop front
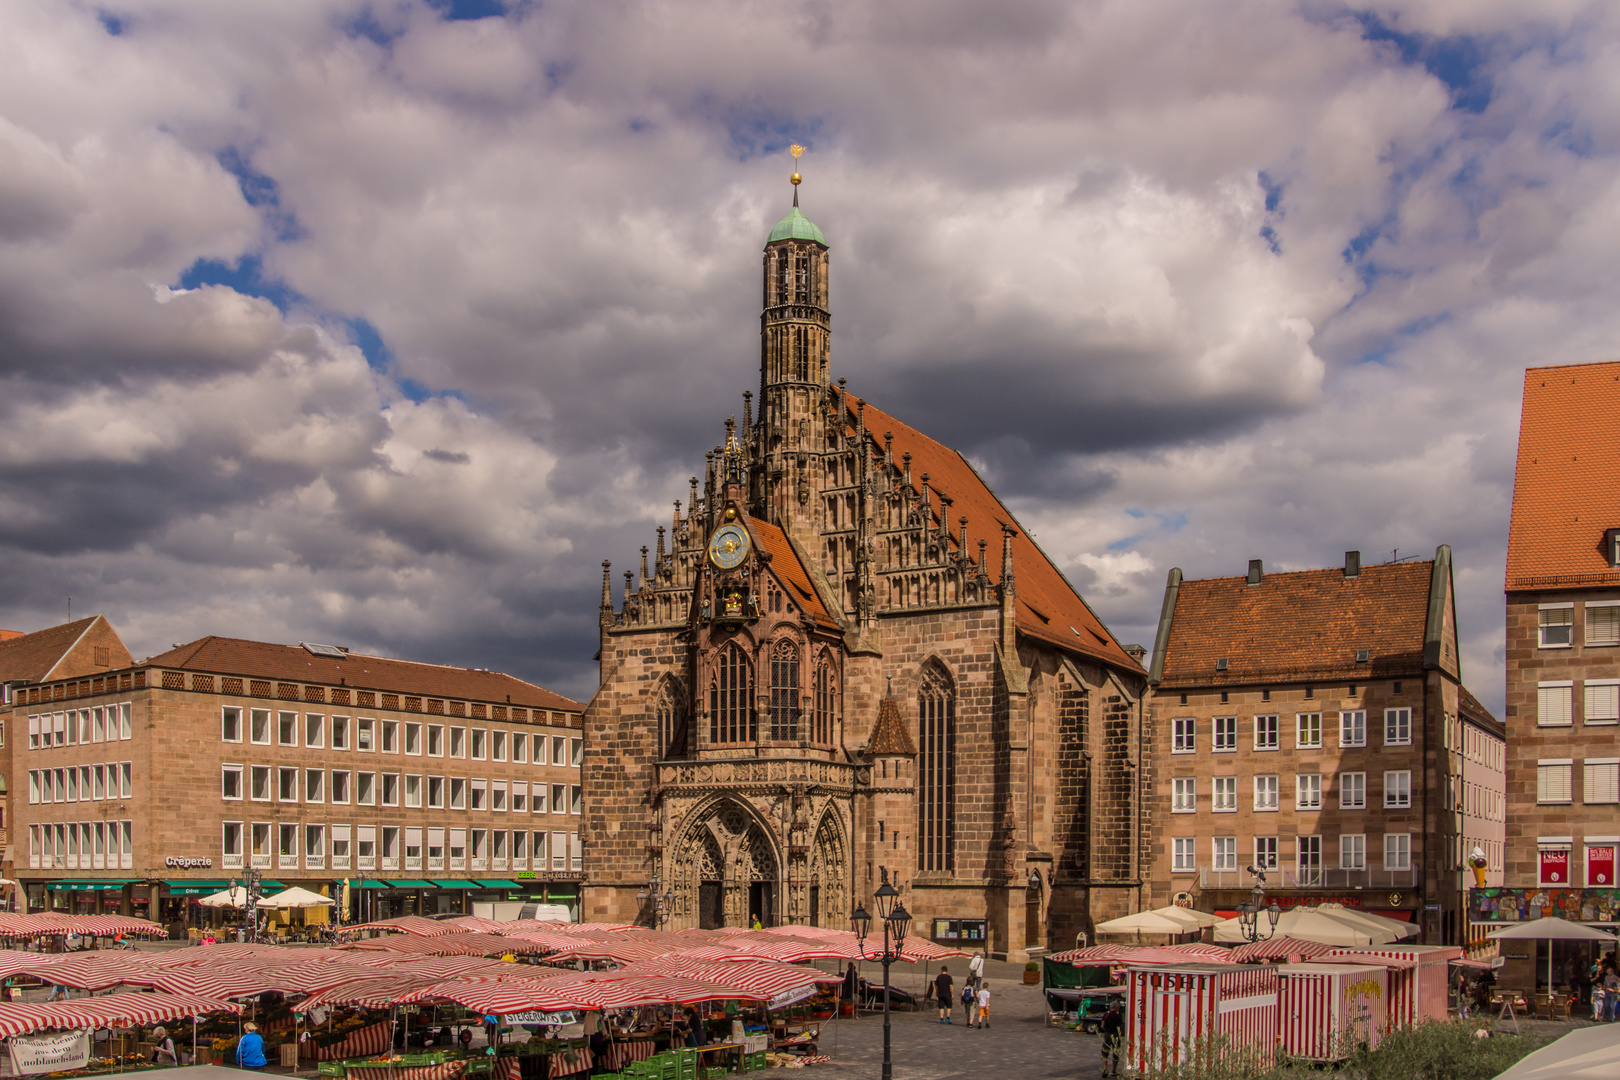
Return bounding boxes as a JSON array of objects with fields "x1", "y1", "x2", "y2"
[{"x1": 1202, "y1": 889, "x2": 1421, "y2": 925}]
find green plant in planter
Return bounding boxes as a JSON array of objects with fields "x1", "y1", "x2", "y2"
[{"x1": 1024, "y1": 961, "x2": 1039, "y2": 971}]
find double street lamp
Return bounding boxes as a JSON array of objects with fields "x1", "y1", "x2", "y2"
[
  {"x1": 1236, "y1": 866, "x2": 1282, "y2": 944},
  {"x1": 636, "y1": 874, "x2": 674, "y2": 930},
  {"x1": 851, "y1": 873, "x2": 911, "y2": 1080}
]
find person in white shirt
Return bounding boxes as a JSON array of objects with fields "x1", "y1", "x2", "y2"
[
  {"x1": 968, "y1": 951, "x2": 985, "y2": 992},
  {"x1": 973, "y1": 983, "x2": 991, "y2": 1029}
]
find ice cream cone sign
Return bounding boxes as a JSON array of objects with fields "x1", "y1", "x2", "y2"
[{"x1": 1469, "y1": 846, "x2": 1489, "y2": 889}]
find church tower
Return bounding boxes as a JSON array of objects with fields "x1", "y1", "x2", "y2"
[{"x1": 754, "y1": 146, "x2": 831, "y2": 546}]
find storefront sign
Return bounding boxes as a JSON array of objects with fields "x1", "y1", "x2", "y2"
[
  {"x1": 9, "y1": 1030, "x2": 89, "y2": 1075},
  {"x1": 513, "y1": 872, "x2": 537, "y2": 880},
  {"x1": 1539, "y1": 849, "x2": 1569, "y2": 885},
  {"x1": 1588, "y1": 847, "x2": 1615, "y2": 887},
  {"x1": 1171, "y1": 892, "x2": 1194, "y2": 908},
  {"x1": 501, "y1": 1011, "x2": 575, "y2": 1025},
  {"x1": 164, "y1": 857, "x2": 212, "y2": 869},
  {"x1": 767, "y1": 985, "x2": 817, "y2": 1010},
  {"x1": 1469, "y1": 887, "x2": 1620, "y2": 923}
]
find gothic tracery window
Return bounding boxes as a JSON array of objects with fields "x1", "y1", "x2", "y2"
[
  {"x1": 769, "y1": 639, "x2": 800, "y2": 742},
  {"x1": 918, "y1": 662, "x2": 955, "y2": 873},
  {"x1": 656, "y1": 680, "x2": 685, "y2": 759},
  {"x1": 813, "y1": 650, "x2": 836, "y2": 745},
  {"x1": 710, "y1": 643, "x2": 754, "y2": 745}
]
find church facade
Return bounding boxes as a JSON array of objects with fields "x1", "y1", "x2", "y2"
[{"x1": 580, "y1": 180, "x2": 1148, "y2": 960}]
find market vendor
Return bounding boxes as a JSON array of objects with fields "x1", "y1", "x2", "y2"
[
  {"x1": 236, "y1": 1022, "x2": 267, "y2": 1070},
  {"x1": 150, "y1": 1026, "x2": 179, "y2": 1066}
]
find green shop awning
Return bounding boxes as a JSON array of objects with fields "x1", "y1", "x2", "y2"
[
  {"x1": 48, "y1": 881, "x2": 136, "y2": 892},
  {"x1": 432, "y1": 880, "x2": 481, "y2": 889},
  {"x1": 163, "y1": 880, "x2": 232, "y2": 896},
  {"x1": 387, "y1": 880, "x2": 436, "y2": 889},
  {"x1": 476, "y1": 880, "x2": 523, "y2": 889},
  {"x1": 349, "y1": 880, "x2": 391, "y2": 889}
]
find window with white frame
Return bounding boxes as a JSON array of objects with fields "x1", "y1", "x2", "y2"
[
  {"x1": 449, "y1": 777, "x2": 467, "y2": 810},
  {"x1": 357, "y1": 718, "x2": 374, "y2": 751},
  {"x1": 552, "y1": 784, "x2": 567, "y2": 814},
  {"x1": 279, "y1": 823, "x2": 299, "y2": 868},
  {"x1": 250, "y1": 709, "x2": 271, "y2": 745},
  {"x1": 1583, "y1": 759, "x2": 1619, "y2": 804},
  {"x1": 512, "y1": 829, "x2": 528, "y2": 869},
  {"x1": 427, "y1": 776, "x2": 445, "y2": 809},
  {"x1": 222, "y1": 707, "x2": 243, "y2": 743},
  {"x1": 1383, "y1": 770, "x2": 1412, "y2": 808},
  {"x1": 250, "y1": 822, "x2": 271, "y2": 869},
  {"x1": 222, "y1": 764, "x2": 243, "y2": 801},
  {"x1": 222, "y1": 822, "x2": 244, "y2": 869},
  {"x1": 1172, "y1": 778, "x2": 1196, "y2": 812},
  {"x1": 534, "y1": 831, "x2": 549, "y2": 870},
  {"x1": 1383, "y1": 833, "x2": 1411, "y2": 871},
  {"x1": 1538, "y1": 760, "x2": 1573, "y2": 804},
  {"x1": 356, "y1": 772, "x2": 375, "y2": 806},
  {"x1": 427, "y1": 724, "x2": 444, "y2": 757},
  {"x1": 381, "y1": 773, "x2": 399, "y2": 807},
  {"x1": 404, "y1": 722, "x2": 421, "y2": 755},
  {"x1": 1254, "y1": 836, "x2": 1279, "y2": 871},
  {"x1": 1384, "y1": 708, "x2": 1412, "y2": 746},
  {"x1": 404, "y1": 774, "x2": 422, "y2": 808},
  {"x1": 330, "y1": 770, "x2": 350, "y2": 804},
  {"x1": 1254, "y1": 775, "x2": 1279, "y2": 811},
  {"x1": 571, "y1": 738, "x2": 583, "y2": 767},
  {"x1": 1340, "y1": 833, "x2": 1366, "y2": 870},
  {"x1": 511, "y1": 781, "x2": 528, "y2": 813},
  {"x1": 490, "y1": 829, "x2": 507, "y2": 868},
  {"x1": 247, "y1": 765, "x2": 268, "y2": 801},
  {"x1": 305, "y1": 713, "x2": 324, "y2": 749},
  {"x1": 381, "y1": 825, "x2": 399, "y2": 870},
  {"x1": 1339, "y1": 771, "x2": 1366, "y2": 809},
  {"x1": 278, "y1": 711, "x2": 298, "y2": 746},
  {"x1": 1213, "y1": 836, "x2": 1237, "y2": 871},
  {"x1": 469, "y1": 778, "x2": 485, "y2": 811},
  {"x1": 511, "y1": 732, "x2": 527, "y2": 763},
  {"x1": 1340, "y1": 711, "x2": 1366, "y2": 747},
  {"x1": 1254, "y1": 715, "x2": 1279, "y2": 751},
  {"x1": 304, "y1": 769, "x2": 324, "y2": 804},
  {"x1": 404, "y1": 826, "x2": 423, "y2": 870},
  {"x1": 357, "y1": 825, "x2": 377, "y2": 870},
  {"x1": 449, "y1": 828, "x2": 466, "y2": 869},
  {"x1": 1213, "y1": 776, "x2": 1237, "y2": 812},
  {"x1": 1297, "y1": 713, "x2": 1323, "y2": 749},
  {"x1": 1297, "y1": 835, "x2": 1322, "y2": 883},
  {"x1": 552, "y1": 831, "x2": 568, "y2": 871},
  {"x1": 1213, "y1": 716, "x2": 1237, "y2": 752},
  {"x1": 571, "y1": 785, "x2": 583, "y2": 814},
  {"x1": 492, "y1": 731, "x2": 507, "y2": 761},
  {"x1": 470, "y1": 828, "x2": 486, "y2": 868},
  {"x1": 331, "y1": 824, "x2": 351, "y2": 870},
  {"x1": 1539, "y1": 682, "x2": 1574, "y2": 726},
  {"x1": 427, "y1": 827, "x2": 446, "y2": 870},
  {"x1": 1586, "y1": 601, "x2": 1620, "y2": 646},
  {"x1": 1539, "y1": 604, "x2": 1574, "y2": 647},
  {"x1": 331, "y1": 716, "x2": 349, "y2": 750},
  {"x1": 1172, "y1": 717, "x2": 1195, "y2": 753},
  {"x1": 305, "y1": 824, "x2": 325, "y2": 868},
  {"x1": 471, "y1": 729, "x2": 487, "y2": 760},
  {"x1": 28, "y1": 715, "x2": 38, "y2": 750},
  {"x1": 1296, "y1": 773, "x2": 1322, "y2": 810},
  {"x1": 491, "y1": 780, "x2": 507, "y2": 812},
  {"x1": 570, "y1": 831, "x2": 581, "y2": 871},
  {"x1": 1172, "y1": 838, "x2": 1196, "y2": 873},
  {"x1": 380, "y1": 719, "x2": 397, "y2": 753},
  {"x1": 448, "y1": 727, "x2": 464, "y2": 758},
  {"x1": 1585, "y1": 681, "x2": 1619, "y2": 725}
]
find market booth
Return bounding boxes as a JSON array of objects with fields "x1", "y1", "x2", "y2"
[
  {"x1": 1124, "y1": 964, "x2": 1278, "y2": 1074},
  {"x1": 1325, "y1": 944, "x2": 1461, "y2": 1027},
  {"x1": 1277, "y1": 963, "x2": 1388, "y2": 1062}
]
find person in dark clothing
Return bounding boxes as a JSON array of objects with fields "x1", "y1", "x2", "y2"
[
  {"x1": 1100, "y1": 1003, "x2": 1125, "y2": 1076},
  {"x1": 934, "y1": 966, "x2": 953, "y2": 1025},
  {"x1": 843, "y1": 963, "x2": 858, "y2": 1003},
  {"x1": 685, "y1": 1010, "x2": 707, "y2": 1048}
]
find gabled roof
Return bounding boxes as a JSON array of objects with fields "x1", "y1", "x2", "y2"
[
  {"x1": 1507, "y1": 361, "x2": 1620, "y2": 591},
  {"x1": 845, "y1": 396, "x2": 1139, "y2": 671},
  {"x1": 1458, "y1": 684, "x2": 1505, "y2": 739},
  {"x1": 746, "y1": 517, "x2": 838, "y2": 629},
  {"x1": 1155, "y1": 561, "x2": 1435, "y2": 687},
  {"x1": 0, "y1": 617, "x2": 114, "y2": 685},
  {"x1": 142, "y1": 637, "x2": 584, "y2": 712},
  {"x1": 867, "y1": 695, "x2": 917, "y2": 756}
]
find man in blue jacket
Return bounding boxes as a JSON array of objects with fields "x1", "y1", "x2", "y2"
[{"x1": 236, "y1": 1023, "x2": 267, "y2": 1070}]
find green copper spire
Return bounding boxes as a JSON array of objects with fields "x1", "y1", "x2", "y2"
[{"x1": 769, "y1": 143, "x2": 827, "y2": 246}]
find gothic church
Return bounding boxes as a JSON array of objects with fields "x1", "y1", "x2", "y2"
[{"x1": 581, "y1": 172, "x2": 1148, "y2": 960}]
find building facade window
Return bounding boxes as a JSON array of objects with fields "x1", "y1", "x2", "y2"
[
  {"x1": 1537, "y1": 761, "x2": 1573, "y2": 804},
  {"x1": 1384, "y1": 708, "x2": 1412, "y2": 746},
  {"x1": 1340, "y1": 833, "x2": 1366, "y2": 870},
  {"x1": 1540, "y1": 683, "x2": 1574, "y2": 726},
  {"x1": 709, "y1": 643, "x2": 754, "y2": 744},
  {"x1": 1384, "y1": 770, "x2": 1412, "y2": 808},
  {"x1": 769, "y1": 638, "x2": 800, "y2": 742},
  {"x1": 813, "y1": 650, "x2": 836, "y2": 746},
  {"x1": 1383, "y1": 833, "x2": 1411, "y2": 872},
  {"x1": 1254, "y1": 775, "x2": 1279, "y2": 811},
  {"x1": 1254, "y1": 715, "x2": 1279, "y2": 751},
  {"x1": 1212, "y1": 776, "x2": 1237, "y2": 812},
  {"x1": 917, "y1": 662, "x2": 956, "y2": 874},
  {"x1": 1539, "y1": 604, "x2": 1574, "y2": 648},
  {"x1": 1339, "y1": 710, "x2": 1366, "y2": 747},
  {"x1": 1339, "y1": 772, "x2": 1366, "y2": 809},
  {"x1": 1585, "y1": 681, "x2": 1618, "y2": 725},
  {"x1": 1297, "y1": 836, "x2": 1322, "y2": 884},
  {"x1": 1587, "y1": 602, "x2": 1620, "y2": 646},
  {"x1": 1213, "y1": 716, "x2": 1237, "y2": 752},
  {"x1": 222, "y1": 707, "x2": 242, "y2": 743},
  {"x1": 1172, "y1": 838, "x2": 1196, "y2": 873},
  {"x1": 1296, "y1": 713, "x2": 1322, "y2": 749},
  {"x1": 1213, "y1": 836, "x2": 1237, "y2": 871},
  {"x1": 1172, "y1": 777, "x2": 1196, "y2": 812},
  {"x1": 1583, "y1": 759, "x2": 1620, "y2": 804},
  {"x1": 1296, "y1": 773, "x2": 1322, "y2": 810},
  {"x1": 1254, "y1": 836, "x2": 1279, "y2": 871},
  {"x1": 1172, "y1": 717, "x2": 1195, "y2": 753},
  {"x1": 221, "y1": 765, "x2": 243, "y2": 801}
]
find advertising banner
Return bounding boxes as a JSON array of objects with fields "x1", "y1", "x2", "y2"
[
  {"x1": 1588, "y1": 847, "x2": 1615, "y2": 887},
  {"x1": 8, "y1": 1031, "x2": 89, "y2": 1076},
  {"x1": 1539, "y1": 848, "x2": 1569, "y2": 885},
  {"x1": 1467, "y1": 887, "x2": 1620, "y2": 923}
]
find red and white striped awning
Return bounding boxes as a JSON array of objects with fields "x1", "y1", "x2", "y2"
[
  {"x1": 536, "y1": 974, "x2": 766, "y2": 1010},
  {"x1": 0, "y1": 992, "x2": 241, "y2": 1038},
  {"x1": 610, "y1": 959, "x2": 837, "y2": 998},
  {"x1": 297, "y1": 974, "x2": 446, "y2": 1010},
  {"x1": 1048, "y1": 943, "x2": 1232, "y2": 965},
  {"x1": 1227, "y1": 937, "x2": 1334, "y2": 963},
  {"x1": 346, "y1": 916, "x2": 464, "y2": 938},
  {"x1": 0, "y1": 914, "x2": 165, "y2": 939},
  {"x1": 393, "y1": 975, "x2": 583, "y2": 1014}
]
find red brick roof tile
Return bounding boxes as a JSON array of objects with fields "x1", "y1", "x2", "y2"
[
  {"x1": 746, "y1": 516, "x2": 838, "y2": 628},
  {"x1": 142, "y1": 636, "x2": 584, "y2": 712},
  {"x1": 0, "y1": 617, "x2": 121, "y2": 685},
  {"x1": 867, "y1": 695, "x2": 917, "y2": 756},
  {"x1": 1157, "y1": 561, "x2": 1433, "y2": 686},
  {"x1": 846, "y1": 396, "x2": 1139, "y2": 671},
  {"x1": 1506, "y1": 361, "x2": 1620, "y2": 591}
]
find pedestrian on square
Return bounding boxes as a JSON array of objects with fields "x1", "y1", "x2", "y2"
[
  {"x1": 235, "y1": 1023, "x2": 266, "y2": 1070},
  {"x1": 934, "y1": 966, "x2": 954, "y2": 1025},
  {"x1": 973, "y1": 982, "x2": 990, "y2": 1029},
  {"x1": 968, "y1": 950, "x2": 985, "y2": 992},
  {"x1": 1100, "y1": 1002, "x2": 1125, "y2": 1076},
  {"x1": 1606, "y1": 969, "x2": 1620, "y2": 1021},
  {"x1": 1593, "y1": 982, "x2": 1606, "y2": 1022}
]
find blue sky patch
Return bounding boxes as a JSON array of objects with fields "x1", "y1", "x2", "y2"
[
  {"x1": 1356, "y1": 12, "x2": 1494, "y2": 114},
  {"x1": 343, "y1": 316, "x2": 393, "y2": 372},
  {"x1": 217, "y1": 147, "x2": 304, "y2": 242},
  {"x1": 428, "y1": 0, "x2": 508, "y2": 20},
  {"x1": 177, "y1": 255, "x2": 301, "y2": 313},
  {"x1": 98, "y1": 11, "x2": 126, "y2": 35}
]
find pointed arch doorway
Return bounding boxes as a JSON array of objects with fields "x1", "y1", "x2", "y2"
[{"x1": 671, "y1": 798, "x2": 781, "y2": 930}]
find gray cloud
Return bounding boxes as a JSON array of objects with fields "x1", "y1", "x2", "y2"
[{"x1": 1, "y1": 0, "x2": 1617, "y2": 710}]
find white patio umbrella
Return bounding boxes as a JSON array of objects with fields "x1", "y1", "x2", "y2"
[
  {"x1": 1486, "y1": 916, "x2": 1617, "y2": 989},
  {"x1": 257, "y1": 886, "x2": 336, "y2": 909},
  {"x1": 1096, "y1": 907, "x2": 1214, "y2": 936},
  {"x1": 1214, "y1": 906, "x2": 1393, "y2": 946},
  {"x1": 197, "y1": 887, "x2": 250, "y2": 908},
  {"x1": 1493, "y1": 1020, "x2": 1620, "y2": 1080},
  {"x1": 1312, "y1": 903, "x2": 1419, "y2": 941}
]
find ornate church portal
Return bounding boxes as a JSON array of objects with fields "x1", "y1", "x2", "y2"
[{"x1": 582, "y1": 156, "x2": 1148, "y2": 958}]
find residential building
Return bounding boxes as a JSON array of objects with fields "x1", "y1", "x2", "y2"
[
  {"x1": 1498, "y1": 361, "x2": 1620, "y2": 911},
  {"x1": 7, "y1": 635, "x2": 585, "y2": 923},
  {"x1": 1145, "y1": 550, "x2": 1505, "y2": 946},
  {"x1": 583, "y1": 176, "x2": 1148, "y2": 959}
]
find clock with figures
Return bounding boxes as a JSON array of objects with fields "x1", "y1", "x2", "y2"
[{"x1": 708, "y1": 522, "x2": 751, "y2": 570}]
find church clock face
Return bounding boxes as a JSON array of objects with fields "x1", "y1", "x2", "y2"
[{"x1": 708, "y1": 523, "x2": 751, "y2": 569}]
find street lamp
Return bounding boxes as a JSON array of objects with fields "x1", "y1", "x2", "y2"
[
  {"x1": 636, "y1": 874, "x2": 674, "y2": 930},
  {"x1": 852, "y1": 870, "x2": 911, "y2": 1080},
  {"x1": 1236, "y1": 867, "x2": 1281, "y2": 944}
]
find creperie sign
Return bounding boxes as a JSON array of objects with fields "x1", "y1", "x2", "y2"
[{"x1": 164, "y1": 857, "x2": 212, "y2": 869}]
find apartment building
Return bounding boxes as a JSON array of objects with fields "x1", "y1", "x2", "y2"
[
  {"x1": 7, "y1": 635, "x2": 585, "y2": 923},
  {"x1": 1497, "y1": 362, "x2": 1620, "y2": 911},
  {"x1": 1145, "y1": 550, "x2": 1505, "y2": 946}
]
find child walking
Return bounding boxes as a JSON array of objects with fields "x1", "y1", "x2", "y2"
[{"x1": 973, "y1": 982, "x2": 991, "y2": 1028}]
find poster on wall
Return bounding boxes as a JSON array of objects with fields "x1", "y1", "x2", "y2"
[
  {"x1": 1468, "y1": 887, "x2": 1620, "y2": 923},
  {"x1": 1540, "y1": 849, "x2": 1569, "y2": 885},
  {"x1": 1589, "y1": 847, "x2": 1615, "y2": 887},
  {"x1": 8, "y1": 1031, "x2": 89, "y2": 1075}
]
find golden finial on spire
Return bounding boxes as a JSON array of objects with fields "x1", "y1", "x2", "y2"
[{"x1": 790, "y1": 144, "x2": 805, "y2": 187}]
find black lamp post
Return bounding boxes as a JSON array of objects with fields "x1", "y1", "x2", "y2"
[
  {"x1": 1236, "y1": 867, "x2": 1282, "y2": 944},
  {"x1": 635, "y1": 874, "x2": 674, "y2": 930},
  {"x1": 852, "y1": 872, "x2": 911, "y2": 1080}
]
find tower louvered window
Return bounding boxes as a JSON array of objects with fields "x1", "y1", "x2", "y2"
[
  {"x1": 918, "y1": 664, "x2": 955, "y2": 873},
  {"x1": 795, "y1": 251, "x2": 810, "y2": 303},
  {"x1": 709, "y1": 644, "x2": 754, "y2": 745},
  {"x1": 770, "y1": 639, "x2": 799, "y2": 742},
  {"x1": 795, "y1": 326, "x2": 809, "y2": 381}
]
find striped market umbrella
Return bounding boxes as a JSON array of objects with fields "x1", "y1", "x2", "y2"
[
  {"x1": 30, "y1": 953, "x2": 162, "y2": 990},
  {"x1": 1227, "y1": 937, "x2": 1335, "y2": 963},
  {"x1": 1048, "y1": 943, "x2": 1231, "y2": 965},
  {"x1": 393, "y1": 975, "x2": 583, "y2": 1014},
  {"x1": 611, "y1": 959, "x2": 836, "y2": 998},
  {"x1": 346, "y1": 915, "x2": 464, "y2": 937},
  {"x1": 296, "y1": 974, "x2": 445, "y2": 1010},
  {"x1": 538, "y1": 974, "x2": 766, "y2": 1010},
  {"x1": 357, "y1": 956, "x2": 523, "y2": 981},
  {"x1": 0, "y1": 992, "x2": 241, "y2": 1039}
]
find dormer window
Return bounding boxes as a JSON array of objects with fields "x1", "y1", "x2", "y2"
[{"x1": 1607, "y1": 528, "x2": 1620, "y2": 568}]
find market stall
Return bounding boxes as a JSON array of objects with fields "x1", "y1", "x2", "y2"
[
  {"x1": 1124, "y1": 963, "x2": 1279, "y2": 1074},
  {"x1": 1277, "y1": 963, "x2": 1388, "y2": 1061}
]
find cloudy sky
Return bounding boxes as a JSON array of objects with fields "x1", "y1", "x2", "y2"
[{"x1": 2, "y1": 0, "x2": 1614, "y2": 711}]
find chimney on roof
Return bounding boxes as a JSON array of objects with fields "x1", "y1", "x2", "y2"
[
  {"x1": 1344, "y1": 550, "x2": 1361, "y2": 579},
  {"x1": 1247, "y1": 559, "x2": 1263, "y2": 586}
]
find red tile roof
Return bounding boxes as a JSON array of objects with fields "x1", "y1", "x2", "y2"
[
  {"x1": 142, "y1": 637, "x2": 584, "y2": 712},
  {"x1": 0, "y1": 617, "x2": 112, "y2": 684},
  {"x1": 746, "y1": 516, "x2": 838, "y2": 629},
  {"x1": 1156, "y1": 561, "x2": 1434, "y2": 686},
  {"x1": 866, "y1": 695, "x2": 917, "y2": 756},
  {"x1": 1507, "y1": 361, "x2": 1620, "y2": 591},
  {"x1": 845, "y1": 396, "x2": 1138, "y2": 671}
]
